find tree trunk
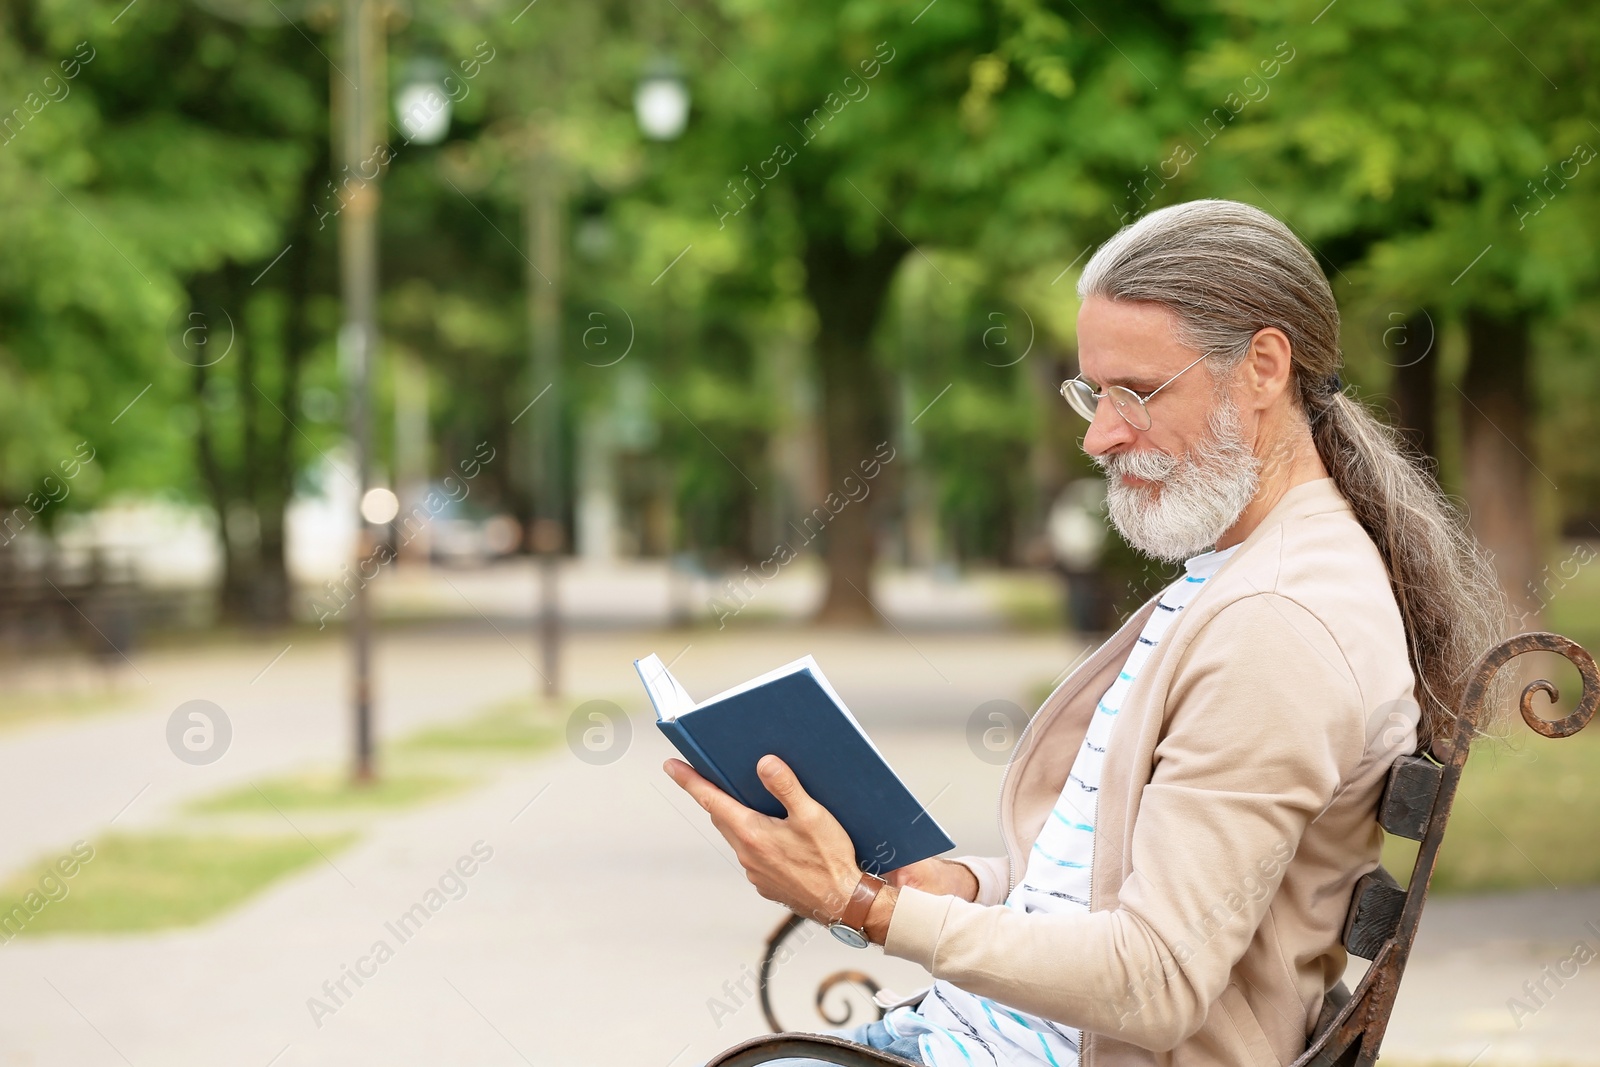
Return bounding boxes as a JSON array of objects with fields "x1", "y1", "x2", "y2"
[
  {"x1": 250, "y1": 157, "x2": 324, "y2": 626},
  {"x1": 188, "y1": 266, "x2": 255, "y2": 624},
  {"x1": 801, "y1": 234, "x2": 903, "y2": 625},
  {"x1": 1390, "y1": 309, "x2": 1438, "y2": 462},
  {"x1": 1460, "y1": 308, "x2": 1541, "y2": 626}
]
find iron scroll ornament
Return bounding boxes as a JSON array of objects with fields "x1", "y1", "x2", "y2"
[
  {"x1": 1498, "y1": 632, "x2": 1597, "y2": 738},
  {"x1": 711, "y1": 631, "x2": 1598, "y2": 1067},
  {"x1": 758, "y1": 913, "x2": 885, "y2": 1035}
]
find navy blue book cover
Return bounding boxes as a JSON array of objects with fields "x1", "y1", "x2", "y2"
[{"x1": 639, "y1": 659, "x2": 955, "y2": 874}]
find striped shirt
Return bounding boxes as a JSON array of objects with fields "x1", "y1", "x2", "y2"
[{"x1": 883, "y1": 544, "x2": 1238, "y2": 1067}]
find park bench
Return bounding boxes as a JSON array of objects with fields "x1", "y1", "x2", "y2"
[{"x1": 706, "y1": 630, "x2": 1599, "y2": 1067}]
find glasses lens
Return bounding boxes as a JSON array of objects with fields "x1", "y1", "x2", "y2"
[
  {"x1": 1108, "y1": 386, "x2": 1152, "y2": 430},
  {"x1": 1062, "y1": 379, "x2": 1099, "y2": 422}
]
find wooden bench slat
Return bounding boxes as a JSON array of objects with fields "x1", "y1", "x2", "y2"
[
  {"x1": 1378, "y1": 754, "x2": 1442, "y2": 841},
  {"x1": 1343, "y1": 865, "x2": 1406, "y2": 961}
]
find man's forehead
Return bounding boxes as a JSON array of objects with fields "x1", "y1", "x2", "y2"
[{"x1": 1077, "y1": 297, "x2": 1198, "y2": 386}]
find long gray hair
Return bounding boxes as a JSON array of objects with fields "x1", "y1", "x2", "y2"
[{"x1": 1077, "y1": 199, "x2": 1504, "y2": 747}]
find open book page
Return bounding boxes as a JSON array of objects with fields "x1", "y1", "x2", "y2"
[{"x1": 634, "y1": 654, "x2": 696, "y2": 721}]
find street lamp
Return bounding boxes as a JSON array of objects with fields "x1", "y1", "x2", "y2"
[
  {"x1": 392, "y1": 59, "x2": 446, "y2": 569},
  {"x1": 395, "y1": 58, "x2": 451, "y2": 145},
  {"x1": 520, "y1": 60, "x2": 690, "y2": 703},
  {"x1": 634, "y1": 58, "x2": 690, "y2": 622},
  {"x1": 634, "y1": 59, "x2": 689, "y2": 141}
]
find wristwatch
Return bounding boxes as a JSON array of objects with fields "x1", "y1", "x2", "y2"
[{"x1": 826, "y1": 871, "x2": 886, "y2": 949}]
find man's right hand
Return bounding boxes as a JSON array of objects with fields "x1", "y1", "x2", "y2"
[{"x1": 884, "y1": 858, "x2": 980, "y2": 902}]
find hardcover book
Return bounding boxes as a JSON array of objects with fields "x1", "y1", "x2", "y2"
[{"x1": 636, "y1": 652, "x2": 956, "y2": 873}]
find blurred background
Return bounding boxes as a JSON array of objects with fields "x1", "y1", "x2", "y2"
[{"x1": 0, "y1": 0, "x2": 1596, "y2": 1064}]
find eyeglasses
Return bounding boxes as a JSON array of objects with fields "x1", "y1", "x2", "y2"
[{"x1": 1059, "y1": 352, "x2": 1209, "y2": 432}]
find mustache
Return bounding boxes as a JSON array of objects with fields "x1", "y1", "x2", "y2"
[{"x1": 1092, "y1": 448, "x2": 1181, "y2": 483}]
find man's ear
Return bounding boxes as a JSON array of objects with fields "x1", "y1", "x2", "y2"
[{"x1": 1240, "y1": 327, "x2": 1294, "y2": 412}]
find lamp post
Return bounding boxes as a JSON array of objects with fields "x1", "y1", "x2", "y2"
[
  {"x1": 527, "y1": 116, "x2": 564, "y2": 699},
  {"x1": 339, "y1": 0, "x2": 383, "y2": 782},
  {"x1": 339, "y1": 6, "x2": 450, "y2": 781}
]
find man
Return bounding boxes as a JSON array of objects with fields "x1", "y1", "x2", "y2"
[{"x1": 667, "y1": 199, "x2": 1500, "y2": 1066}]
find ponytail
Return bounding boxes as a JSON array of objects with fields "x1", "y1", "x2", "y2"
[{"x1": 1310, "y1": 389, "x2": 1505, "y2": 746}]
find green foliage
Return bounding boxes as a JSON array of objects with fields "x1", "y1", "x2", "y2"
[{"x1": 1, "y1": 0, "x2": 1597, "y2": 584}]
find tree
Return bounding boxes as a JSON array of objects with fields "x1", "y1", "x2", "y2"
[
  {"x1": 1176, "y1": 0, "x2": 1600, "y2": 623},
  {"x1": 623, "y1": 0, "x2": 1207, "y2": 620},
  {"x1": 0, "y1": 0, "x2": 356, "y2": 625},
  {"x1": 106, "y1": 4, "x2": 340, "y2": 624}
]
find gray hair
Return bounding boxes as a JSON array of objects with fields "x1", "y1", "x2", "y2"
[{"x1": 1078, "y1": 199, "x2": 1505, "y2": 747}]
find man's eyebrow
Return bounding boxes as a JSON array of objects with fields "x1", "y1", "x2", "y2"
[{"x1": 1098, "y1": 373, "x2": 1162, "y2": 391}]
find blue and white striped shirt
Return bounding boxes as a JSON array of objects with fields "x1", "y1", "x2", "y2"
[{"x1": 883, "y1": 544, "x2": 1238, "y2": 1067}]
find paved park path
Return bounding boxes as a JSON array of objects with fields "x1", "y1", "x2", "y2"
[{"x1": 0, "y1": 622, "x2": 1594, "y2": 1066}]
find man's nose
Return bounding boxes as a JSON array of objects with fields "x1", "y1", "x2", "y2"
[{"x1": 1083, "y1": 396, "x2": 1137, "y2": 457}]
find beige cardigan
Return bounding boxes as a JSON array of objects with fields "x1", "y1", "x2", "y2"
[{"x1": 883, "y1": 478, "x2": 1417, "y2": 1066}]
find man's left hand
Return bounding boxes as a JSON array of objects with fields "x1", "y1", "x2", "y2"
[{"x1": 664, "y1": 754, "x2": 865, "y2": 924}]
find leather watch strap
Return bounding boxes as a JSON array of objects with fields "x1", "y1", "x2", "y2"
[{"x1": 838, "y1": 871, "x2": 886, "y2": 932}]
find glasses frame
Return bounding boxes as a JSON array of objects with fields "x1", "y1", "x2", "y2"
[{"x1": 1059, "y1": 352, "x2": 1210, "y2": 431}]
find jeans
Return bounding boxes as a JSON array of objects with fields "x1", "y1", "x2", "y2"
[{"x1": 701, "y1": 1017, "x2": 924, "y2": 1067}]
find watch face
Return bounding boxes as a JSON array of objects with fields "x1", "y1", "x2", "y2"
[{"x1": 827, "y1": 922, "x2": 870, "y2": 949}]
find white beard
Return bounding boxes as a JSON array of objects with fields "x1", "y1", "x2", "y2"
[{"x1": 1093, "y1": 399, "x2": 1262, "y2": 563}]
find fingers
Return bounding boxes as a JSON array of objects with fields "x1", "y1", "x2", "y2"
[
  {"x1": 755, "y1": 754, "x2": 813, "y2": 817},
  {"x1": 663, "y1": 759, "x2": 743, "y2": 827},
  {"x1": 883, "y1": 858, "x2": 929, "y2": 890}
]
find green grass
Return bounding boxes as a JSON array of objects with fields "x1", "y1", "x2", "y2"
[
  {"x1": 1542, "y1": 541, "x2": 1600, "y2": 656},
  {"x1": 1382, "y1": 724, "x2": 1600, "y2": 894},
  {"x1": 0, "y1": 688, "x2": 133, "y2": 732},
  {"x1": 394, "y1": 697, "x2": 564, "y2": 753},
  {"x1": 0, "y1": 691, "x2": 581, "y2": 938},
  {"x1": 995, "y1": 574, "x2": 1066, "y2": 632},
  {"x1": 187, "y1": 768, "x2": 471, "y2": 814},
  {"x1": 0, "y1": 832, "x2": 356, "y2": 936}
]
